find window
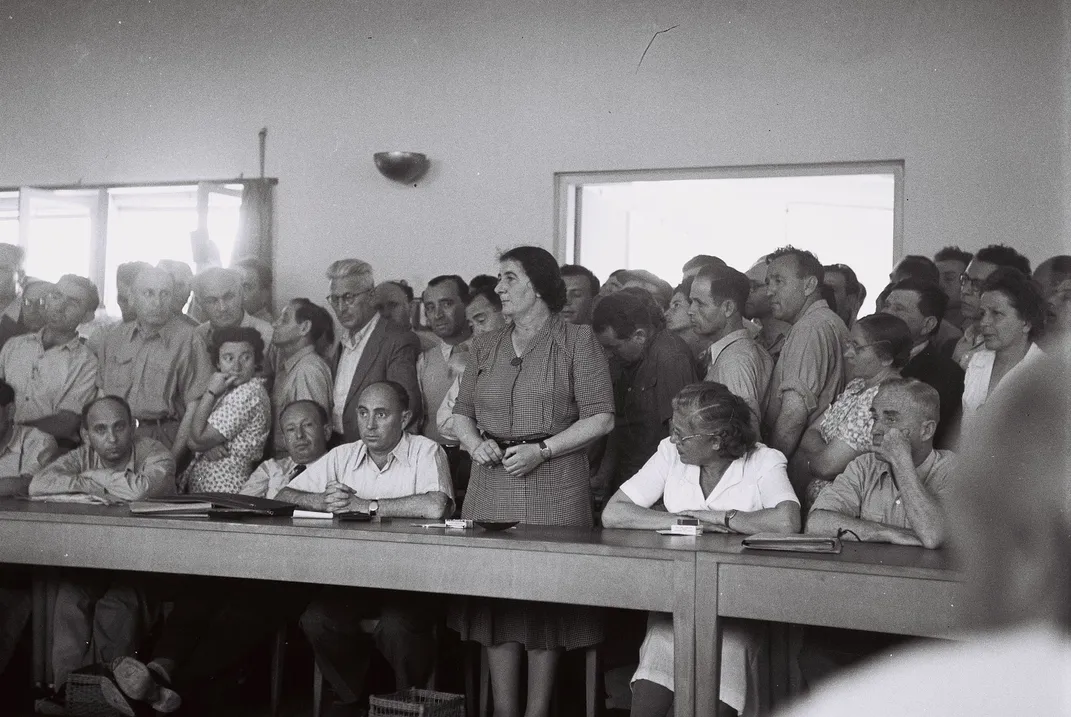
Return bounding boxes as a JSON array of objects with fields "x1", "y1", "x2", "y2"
[
  {"x1": 556, "y1": 161, "x2": 902, "y2": 302},
  {"x1": 4, "y1": 181, "x2": 251, "y2": 315}
]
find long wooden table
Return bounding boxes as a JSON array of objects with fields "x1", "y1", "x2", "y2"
[
  {"x1": 0, "y1": 502, "x2": 963, "y2": 716},
  {"x1": 0, "y1": 502, "x2": 700, "y2": 716},
  {"x1": 692, "y1": 537, "x2": 961, "y2": 717}
]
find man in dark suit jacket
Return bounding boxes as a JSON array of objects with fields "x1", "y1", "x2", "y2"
[
  {"x1": 327, "y1": 259, "x2": 422, "y2": 443},
  {"x1": 881, "y1": 278, "x2": 965, "y2": 448}
]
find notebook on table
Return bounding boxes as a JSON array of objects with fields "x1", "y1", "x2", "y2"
[
  {"x1": 133, "y1": 493, "x2": 297, "y2": 518},
  {"x1": 741, "y1": 533, "x2": 842, "y2": 554}
]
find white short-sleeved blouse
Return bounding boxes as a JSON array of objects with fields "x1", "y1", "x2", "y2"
[{"x1": 619, "y1": 437, "x2": 799, "y2": 513}]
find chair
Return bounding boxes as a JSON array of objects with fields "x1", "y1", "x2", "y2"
[{"x1": 311, "y1": 619, "x2": 439, "y2": 717}]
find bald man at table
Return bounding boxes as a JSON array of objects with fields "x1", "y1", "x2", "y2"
[
  {"x1": 277, "y1": 381, "x2": 452, "y2": 717},
  {"x1": 30, "y1": 396, "x2": 176, "y2": 691},
  {"x1": 801, "y1": 378, "x2": 956, "y2": 688}
]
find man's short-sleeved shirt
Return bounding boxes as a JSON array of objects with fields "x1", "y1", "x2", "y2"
[
  {"x1": 0, "y1": 331, "x2": 98, "y2": 424},
  {"x1": 285, "y1": 431, "x2": 454, "y2": 503},
  {"x1": 704, "y1": 328, "x2": 774, "y2": 436},
  {"x1": 620, "y1": 437, "x2": 798, "y2": 514},
  {"x1": 809, "y1": 449, "x2": 957, "y2": 529},
  {"x1": 97, "y1": 317, "x2": 213, "y2": 420},
  {"x1": 0, "y1": 425, "x2": 58, "y2": 477},
  {"x1": 271, "y1": 345, "x2": 333, "y2": 452},
  {"x1": 764, "y1": 300, "x2": 849, "y2": 434}
]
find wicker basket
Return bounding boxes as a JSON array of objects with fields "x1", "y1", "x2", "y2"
[
  {"x1": 369, "y1": 688, "x2": 465, "y2": 717},
  {"x1": 65, "y1": 667, "x2": 128, "y2": 717}
]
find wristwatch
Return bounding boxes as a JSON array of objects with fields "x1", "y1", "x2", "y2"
[
  {"x1": 368, "y1": 500, "x2": 379, "y2": 517},
  {"x1": 724, "y1": 509, "x2": 739, "y2": 529},
  {"x1": 537, "y1": 441, "x2": 552, "y2": 461}
]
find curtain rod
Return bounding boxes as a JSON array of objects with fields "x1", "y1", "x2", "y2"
[{"x1": 0, "y1": 177, "x2": 279, "y2": 192}]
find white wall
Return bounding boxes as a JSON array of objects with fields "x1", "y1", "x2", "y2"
[{"x1": 0, "y1": 0, "x2": 1065, "y2": 305}]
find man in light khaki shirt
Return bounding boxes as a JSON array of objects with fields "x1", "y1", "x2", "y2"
[
  {"x1": 31, "y1": 396, "x2": 176, "y2": 688},
  {"x1": 762, "y1": 248, "x2": 849, "y2": 464},
  {"x1": 802, "y1": 378, "x2": 954, "y2": 686},
  {"x1": 689, "y1": 265, "x2": 773, "y2": 436},
  {"x1": 0, "y1": 275, "x2": 100, "y2": 444},
  {"x1": 97, "y1": 267, "x2": 213, "y2": 455}
]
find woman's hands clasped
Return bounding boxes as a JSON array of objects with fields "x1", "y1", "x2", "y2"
[
  {"x1": 469, "y1": 440, "x2": 546, "y2": 478},
  {"x1": 502, "y1": 444, "x2": 544, "y2": 478}
]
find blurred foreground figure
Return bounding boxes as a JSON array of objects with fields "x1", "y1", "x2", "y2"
[{"x1": 777, "y1": 339, "x2": 1071, "y2": 716}]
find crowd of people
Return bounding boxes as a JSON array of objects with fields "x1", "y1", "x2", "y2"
[{"x1": 0, "y1": 235, "x2": 1065, "y2": 717}]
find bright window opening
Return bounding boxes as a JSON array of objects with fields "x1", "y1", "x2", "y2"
[
  {"x1": 557, "y1": 163, "x2": 902, "y2": 303},
  {"x1": 6, "y1": 182, "x2": 245, "y2": 316}
]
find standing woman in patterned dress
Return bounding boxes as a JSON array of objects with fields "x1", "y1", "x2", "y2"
[
  {"x1": 450, "y1": 246, "x2": 614, "y2": 717},
  {"x1": 184, "y1": 326, "x2": 271, "y2": 493}
]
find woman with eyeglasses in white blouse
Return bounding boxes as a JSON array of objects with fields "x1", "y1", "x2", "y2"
[{"x1": 602, "y1": 382, "x2": 800, "y2": 717}]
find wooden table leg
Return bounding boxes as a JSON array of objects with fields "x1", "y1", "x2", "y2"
[
  {"x1": 694, "y1": 556, "x2": 719, "y2": 717},
  {"x1": 673, "y1": 555, "x2": 696, "y2": 717}
]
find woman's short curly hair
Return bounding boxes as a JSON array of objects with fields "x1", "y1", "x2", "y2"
[
  {"x1": 208, "y1": 326, "x2": 265, "y2": 371},
  {"x1": 499, "y1": 246, "x2": 567, "y2": 313},
  {"x1": 980, "y1": 267, "x2": 1048, "y2": 342},
  {"x1": 671, "y1": 382, "x2": 756, "y2": 460}
]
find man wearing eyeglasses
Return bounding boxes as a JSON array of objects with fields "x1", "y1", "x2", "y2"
[
  {"x1": 952, "y1": 245, "x2": 1032, "y2": 366},
  {"x1": 0, "y1": 275, "x2": 100, "y2": 444},
  {"x1": 326, "y1": 259, "x2": 421, "y2": 445},
  {"x1": 801, "y1": 377, "x2": 955, "y2": 685}
]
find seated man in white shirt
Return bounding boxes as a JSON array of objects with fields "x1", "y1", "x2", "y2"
[
  {"x1": 240, "y1": 399, "x2": 331, "y2": 498},
  {"x1": 30, "y1": 396, "x2": 176, "y2": 692},
  {"x1": 277, "y1": 381, "x2": 452, "y2": 717}
]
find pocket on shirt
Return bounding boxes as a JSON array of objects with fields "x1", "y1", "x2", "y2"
[{"x1": 105, "y1": 354, "x2": 137, "y2": 394}]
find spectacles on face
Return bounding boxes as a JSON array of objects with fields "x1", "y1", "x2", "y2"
[
  {"x1": 670, "y1": 427, "x2": 715, "y2": 443},
  {"x1": 959, "y1": 274, "x2": 985, "y2": 295},
  {"x1": 326, "y1": 288, "x2": 373, "y2": 308}
]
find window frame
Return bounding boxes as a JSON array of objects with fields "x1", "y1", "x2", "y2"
[
  {"x1": 553, "y1": 159, "x2": 904, "y2": 266},
  {"x1": 1, "y1": 177, "x2": 277, "y2": 309}
]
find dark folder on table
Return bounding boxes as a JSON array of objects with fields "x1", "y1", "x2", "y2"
[
  {"x1": 741, "y1": 533, "x2": 842, "y2": 554},
  {"x1": 132, "y1": 493, "x2": 297, "y2": 518}
]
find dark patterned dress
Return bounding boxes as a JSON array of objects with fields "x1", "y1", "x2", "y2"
[{"x1": 448, "y1": 315, "x2": 614, "y2": 649}]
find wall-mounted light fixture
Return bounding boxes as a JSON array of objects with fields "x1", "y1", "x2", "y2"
[{"x1": 374, "y1": 152, "x2": 430, "y2": 184}]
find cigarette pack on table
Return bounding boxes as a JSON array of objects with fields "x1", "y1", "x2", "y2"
[
  {"x1": 668, "y1": 524, "x2": 703, "y2": 536},
  {"x1": 445, "y1": 519, "x2": 473, "y2": 529}
]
